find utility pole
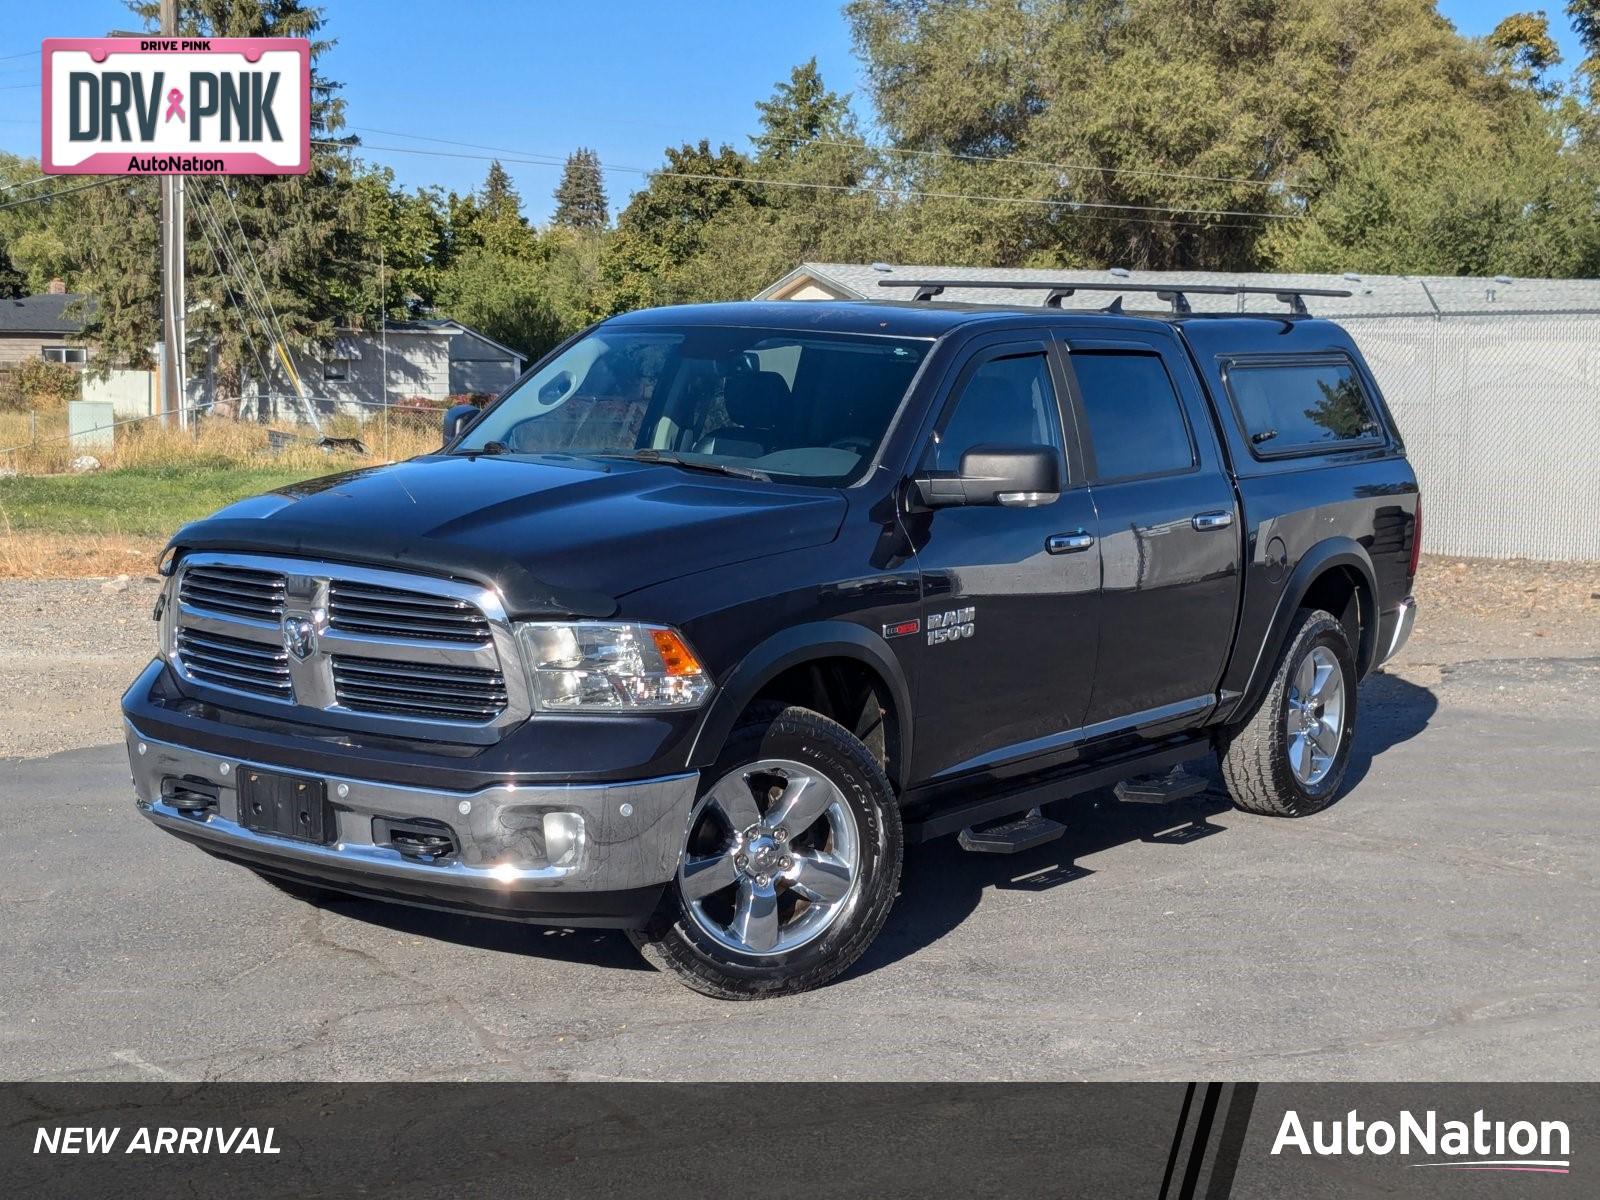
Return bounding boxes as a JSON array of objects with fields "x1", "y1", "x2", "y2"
[{"x1": 158, "y1": 0, "x2": 187, "y2": 428}]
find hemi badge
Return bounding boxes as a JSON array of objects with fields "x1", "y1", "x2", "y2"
[{"x1": 882, "y1": 619, "x2": 921, "y2": 639}]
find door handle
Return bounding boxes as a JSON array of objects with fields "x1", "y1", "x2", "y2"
[
  {"x1": 1047, "y1": 531, "x2": 1096, "y2": 554},
  {"x1": 1192, "y1": 511, "x2": 1234, "y2": 531}
]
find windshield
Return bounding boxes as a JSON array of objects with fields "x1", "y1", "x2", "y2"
[{"x1": 455, "y1": 325, "x2": 932, "y2": 484}]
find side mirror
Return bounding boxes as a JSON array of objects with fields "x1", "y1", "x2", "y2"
[
  {"x1": 911, "y1": 445, "x2": 1061, "y2": 510},
  {"x1": 442, "y1": 403, "x2": 480, "y2": 444}
]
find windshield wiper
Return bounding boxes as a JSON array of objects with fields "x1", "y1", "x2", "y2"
[
  {"x1": 452, "y1": 440, "x2": 508, "y2": 456},
  {"x1": 602, "y1": 450, "x2": 770, "y2": 481}
]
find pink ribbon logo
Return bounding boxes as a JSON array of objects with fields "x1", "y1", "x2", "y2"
[{"x1": 164, "y1": 88, "x2": 185, "y2": 123}]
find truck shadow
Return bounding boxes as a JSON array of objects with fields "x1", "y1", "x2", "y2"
[
  {"x1": 304, "y1": 897, "x2": 654, "y2": 971},
  {"x1": 846, "y1": 670, "x2": 1437, "y2": 980},
  {"x1": 293, "y1": 672, "x2": 1436, "y2": 983}
]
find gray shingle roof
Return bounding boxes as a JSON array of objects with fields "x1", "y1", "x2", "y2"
[
  {"x1": 761, "y1": 264, "x2": 1600, "y2": 318},
  {"x1": 0, "y1": 292, "x2": 89, "y2": 334}
]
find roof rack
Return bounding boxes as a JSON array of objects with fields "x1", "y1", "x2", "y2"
[{"x1": 876, "y1": 278, "x2": 1352, "y2": 316}]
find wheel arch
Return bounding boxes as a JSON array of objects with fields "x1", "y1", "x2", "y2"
[
  {"x1": 688, "y1": 622, "x2": 914, "y2": 793},
  {"x1": 1225, "y1": 538, "x2": 1378, "y2": 725}
]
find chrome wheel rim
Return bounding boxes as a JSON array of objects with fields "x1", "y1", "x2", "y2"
[
  {"x1": 677, "y1": 759, "x2": 861, "y2": 958},
  {"x1": 1286, "y1": 645, "x2": 1345, "y2": 786}
]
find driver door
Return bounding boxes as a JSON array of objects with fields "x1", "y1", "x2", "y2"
[{"x1": 904, "y1": 337, "x2": 1102, "y2": 783}]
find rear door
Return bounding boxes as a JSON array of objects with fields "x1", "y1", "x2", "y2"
[
  {"x1": 1056, "y1": 330, "x2": 1241, "y2": 728},
  {"x1": 904, "y1": 335, "x2": 1101, "y2": 781}
]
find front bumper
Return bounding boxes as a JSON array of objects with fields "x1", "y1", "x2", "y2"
[{"x1": 125, "y1": 719, "x2": 698, "y2": 928}]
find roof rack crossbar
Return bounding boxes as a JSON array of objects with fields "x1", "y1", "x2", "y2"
[{"x1": 878, "y1": 278, "x2": 1351, "y2": 315}]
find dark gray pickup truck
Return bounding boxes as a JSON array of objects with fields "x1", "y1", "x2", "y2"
[{"x1": 124, "y1": 278, "x2": 1420, "y2": 998}]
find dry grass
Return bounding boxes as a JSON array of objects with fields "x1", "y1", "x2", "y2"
[
  {"x1": 0, "y1": 409, "x2": 441, "y2": 475},
  {"x1": 0, "y1": 526, "x2": 166, "y2": 579}
]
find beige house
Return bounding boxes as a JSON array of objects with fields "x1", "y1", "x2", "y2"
[{"x1": 0, "y1": 283, "x2": 91, "y2": 370}]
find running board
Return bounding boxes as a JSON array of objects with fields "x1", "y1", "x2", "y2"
[
  {"x1": 1114, "y1": 766, "x2": 1209, "y2": 805},
  {"x1": 905, "y1": 739, "x2": 1211, "y2": 845},
  {"x1": 958, "y1": 808, "x2": 1067, "y2": 854}
]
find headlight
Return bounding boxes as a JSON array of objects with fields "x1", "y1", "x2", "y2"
[{"x1": 515, "y1": 622, "x2": 714, "y2": 713}]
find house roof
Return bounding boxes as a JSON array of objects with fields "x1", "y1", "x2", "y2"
[
  {"x1": 759, "y1": 263, "x2": 1600, "y2": 318},
  {"x1": 0, "y1": 292, "x2": 90, "y2": 334},
  {"x1": 337, "y1": 318, "x2": 526, "y2": 365}
]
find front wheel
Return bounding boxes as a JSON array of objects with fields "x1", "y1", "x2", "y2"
[
  {"x1": 629, "y1": 703, "x2": 902, "y2": 999},
  {"x1": 1219, "y1": 607, "x2": 1358, "y2": 817}
]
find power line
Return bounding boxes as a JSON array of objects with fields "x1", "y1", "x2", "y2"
[
  {"x1": 353, "y1": 122, "x2": 1295, "y2": 193},
  {"x1": 208, "y1": 176, "x2": 295, "y2": 354},
  {"x1": 0, "y1": 176, "x2": 124, "y2": 211},
  {"x1": 783, "y1": 137, "x2": 1297, "y2": 191},
  {"x1": 189, "y1": 181, "x2": 281, "y2": 394},
  {"x1": 324, "y1": 138, "x2": 1297, "y2": 223},
  {"x1": 0, "y1": 174, "x2": 54, "y2": 194}
]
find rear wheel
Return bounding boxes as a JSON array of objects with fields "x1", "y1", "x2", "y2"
[
  {"x1": 1220, "y1": 608, "x2": 1357, "y2": 817},
  {"x1": 629, "y1": 703, "x2": 902, "y2": 999}
]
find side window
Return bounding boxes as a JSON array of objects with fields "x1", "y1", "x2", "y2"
[
  {"x1": 1071, "y1": 352, "x2": 1195, "y2": 481},
  {"x1": 929, "y1": 352, "x2": 1062, "y2": 472},
  {"x1": 1225, "y1": 359, "x2": 1382, "y2": 454}
]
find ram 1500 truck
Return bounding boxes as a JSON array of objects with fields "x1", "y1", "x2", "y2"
[{"x1": 123, "y1": 279, "x2": 1420, "y2": 998}]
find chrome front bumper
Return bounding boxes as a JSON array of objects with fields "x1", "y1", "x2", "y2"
[{"x1": 125, "y1": 720, "x2": 698, "y2": 900}]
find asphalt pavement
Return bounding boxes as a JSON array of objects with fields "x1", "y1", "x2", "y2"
[{"x1": 2, "y1": 653, "x2": 1596, "y2": 1081}]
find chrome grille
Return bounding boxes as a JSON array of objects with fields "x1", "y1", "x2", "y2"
[
  {"x1": 333, "y1": 655, "x2": 508, "y2": 720},
  {"x1": 175, "y1": 628, "x2": 292, "y2": 698},
  {"x1": 177, "y1": 563, "x2": 286, "y2": 622},
  {"x1": 166, "y1": 552, "x2": 526, "y2": 741},
  {"x1": 328, "y1": 580, "x2": 491, "y2": 643}
]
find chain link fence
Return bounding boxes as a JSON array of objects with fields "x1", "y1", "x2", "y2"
[{"x1": 1345, "y1": 312, "x2": 1600, "y2": 561}]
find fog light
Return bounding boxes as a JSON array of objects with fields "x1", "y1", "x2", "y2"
[{"x1": 542, "y1": 812, "x2": 584, "y2": 868}]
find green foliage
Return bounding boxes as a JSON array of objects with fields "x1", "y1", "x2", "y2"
[
  {"x1": 1491, "y1": 12, "x2": 1563, "y2": 82},
  {"x1": 842, "y1": 0, "x2": 1600, "y2": 277},
  {"x1": 552, "y1": 149, "x2": 609, "y2": 230},
  {"x1": 1, "y1": 359, "x2": 81, "y2": 414}
]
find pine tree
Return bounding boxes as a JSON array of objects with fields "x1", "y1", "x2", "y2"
[
  {"x1": 552, "y1": 149, "x2": 609, "y2": 231},
  {"x1": 480, "y1": 161, "x2": 520, "y2": 224}
]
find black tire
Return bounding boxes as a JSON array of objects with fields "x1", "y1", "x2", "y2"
[
  {"x1": 1219, "y1": 608, "x2": 1358, "y2": 817},
  {"x1": 629, "y1": 703, "x2": 903, "y2": 999}
]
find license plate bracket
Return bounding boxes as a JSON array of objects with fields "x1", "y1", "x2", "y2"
[{"x1": 237, "y1": 768, "x2": 333, "y2": 844}]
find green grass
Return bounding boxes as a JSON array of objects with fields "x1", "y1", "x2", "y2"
[{"x1": 0, "y1": 464, "x2": 325, "y2": 538}]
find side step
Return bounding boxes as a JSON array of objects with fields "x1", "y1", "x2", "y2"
[
  {"x1": 958, "y1": 807, "x2": 1067, "y2": 854},
  {"x1": 1113, "y1": 766, "x2": 1209, "y2": 805}
]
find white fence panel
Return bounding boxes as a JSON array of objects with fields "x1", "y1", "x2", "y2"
[{"x1": 1345, "y1": 314, "x2": 1600, "y2": 561}]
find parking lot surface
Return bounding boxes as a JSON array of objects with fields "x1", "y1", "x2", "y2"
[{"x1": 1, "y1": 570, "x2": 1596, "y2": 1081}]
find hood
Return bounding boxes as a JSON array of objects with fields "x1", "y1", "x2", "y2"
[{"x1": 168, "y1": 454, "x2": 847, "y2": 618}]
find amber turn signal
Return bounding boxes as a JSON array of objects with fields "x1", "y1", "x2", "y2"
[{"x1": 650, "y1": 628, "x2": 704, "y2": 676}]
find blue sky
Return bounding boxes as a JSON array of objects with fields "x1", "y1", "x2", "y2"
[{"x1": 1, "y1": 0, "x2": 1586, "y2": 223}]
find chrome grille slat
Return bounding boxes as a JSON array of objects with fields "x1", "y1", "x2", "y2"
[
  {"x1": 184, "y1": 664, "x2": 294, "y2": 693},
  {"x1": 332, "y1": 654, "x2": 508, "y2": 719},
  {"x1": 171, "y1": 554, "x2": 514, "y2": 730},
  {"x1": 329, "y1": 586, "x2": 477, "y2": 612},
  {"x1": 178, "y1": 564, "x2": 287, "y2": 623},
  {"x1": 176, "y1": 630, "x2": 288, "y2": 664},
  {"x1": 179, "y1": 650, "x2": 288, "y2": 681},
  {"x1": 330, "y1": 658, "x2": 504, "y2": 687},
  {"x1": 328, "y1": 579, "x2": 490, "y2": 643},
  {"x1": 327, "y1": 620, "x2": 490, "y2": 644},
  {"x1": 175, "y1": 628, "x2": 292, "y2": 698}
]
